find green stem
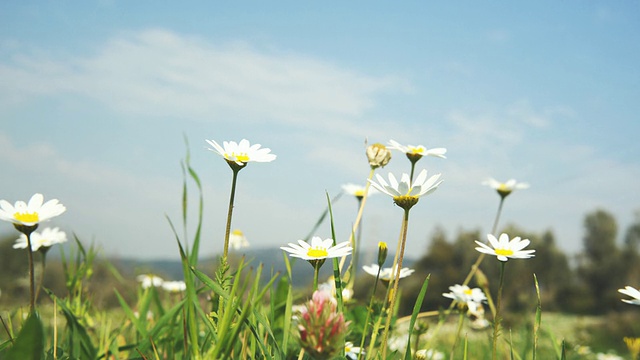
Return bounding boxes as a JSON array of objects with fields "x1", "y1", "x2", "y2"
[
  {"x1": 492, "y1": 261, "x2": 506, "y2": 360},
  {"x1": 461, "y1": 197, "x2": 505, "y2": 287},
  {"x1": 26, "y1": 232, "x2": 35, "y2": 312},
  {"x1": 36, "y1": 251, "x2": 48, "y2": 304},
  {"x1": 340, "y1": 168, "x2": 376, "y2": 274},
  {"x1": 380, "y1": 208, "x2": 410, "y2": 359},
  {"x1": 223, "y1": 168, "x2": 241, "y2": 260},
  {"x1": 409, "y1": 159, "x2": 417, "y2": 183},
  {"x1": 358, "y1": 267, "x2": 382, "y2": 360},
  {"x1": 313, "y1": 262, "x2": 320, "y2": 292}
]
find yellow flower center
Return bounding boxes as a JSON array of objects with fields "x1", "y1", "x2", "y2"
[
  {"x1": 232, "y1": 229, "x2": 244, "y2": 236},
  {"x1": 464, "y1": 289, "x2": 473, "y2": 295},
  {"x1": 14, "y1": 212, "x2": 39, "y2": 223},
  {"x1": 495, "y1": 248, "x2": 514, "y2": 256},
  {"x1": 408, "y1": 146, "x2": 424, "y2": 154},
  {"x1": 307, "y1": 247, "x2": 328, "y2": 258},
  {"x1": 226, "y1": 152, "x2": 250, "y2": 162},
  {"x1": 354, "y1": 190, "x2": 364, "y2": 197}
]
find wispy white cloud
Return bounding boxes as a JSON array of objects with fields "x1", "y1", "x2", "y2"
[{"x1": 0, "y1": 29, "x2": 409, "y2": 130}]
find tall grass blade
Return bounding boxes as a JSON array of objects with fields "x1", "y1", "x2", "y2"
[
  {"x1": 404, "y1": 275, "x2": 430, "y2": 360},
  {"x1": 533, "y1": 273, "x2": 542, "y2": 360},
  {"x1": 3, "y1": 311, "x2": 44, "y2": 360}
]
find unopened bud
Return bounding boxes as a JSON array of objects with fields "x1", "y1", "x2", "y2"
[
  {"x1": 377, "y1": 242, "x2": 388, "y2": 267},
  {"x1": 474, "y1": 268, "x2": 489, "y2": 289},
  {"x1": 366, "y1": 143, "x2": 391, "y2": 169}
]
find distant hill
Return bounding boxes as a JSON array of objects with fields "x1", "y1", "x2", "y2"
[{"x1": 110, "y1": 246, "x2": 416, "y2": 288}]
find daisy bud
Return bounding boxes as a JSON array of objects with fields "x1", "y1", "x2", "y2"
[
  {"x1": 366, "y1": 143, "x2": 391, "y2": 169},
  {"x1": 377, "y1": 242, "x2": 388, "y2": 267},
  {"x1": 474, "y1": 268, "x2": 489, "y2": 289}
]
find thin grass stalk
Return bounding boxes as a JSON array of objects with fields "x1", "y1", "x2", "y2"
[
  {"x1": 492, "y1": 261, "x2": 507, "y2": 360},
  {"x1": 381, "y1": 208, "x2": 411, "y2": 359},
  {"x1": 339, "y1": 168, "x2": 376, "y2": 273},
  {"x1": 54, "y1": 300, "x2": 58, "y2": 360},
  {"x1": 325, "y1": 191, "x2": 344, "y2": 312},
  {"x1": 449, "y1": 311, "x2": 465, "y2": 360},
  {"x1": 533, "y1": 274, "x2": 542, "y2": 360},
  {"x1": 463, "y1": 334, "x2": 468, "y2": 360}
]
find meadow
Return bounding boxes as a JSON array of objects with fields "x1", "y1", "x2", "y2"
[{"x1": 0, "y1": 139, "x2": 639, "y2": 359}]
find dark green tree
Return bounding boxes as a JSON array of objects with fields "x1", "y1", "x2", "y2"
[{"x1": 577, "y1": 209, "x2": 625, "y2": 313}]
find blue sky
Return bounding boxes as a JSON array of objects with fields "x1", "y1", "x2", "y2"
[{"x1": 0, "y1": 1, "x2": 639, "y2": 260}]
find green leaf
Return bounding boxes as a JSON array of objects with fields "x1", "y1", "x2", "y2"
[
  {"x1": 5, "y1": 311, "x2": 45, "y2": 360},
  {"x1": 404, "y1": 275, "x2": 430, "y2": 360}
]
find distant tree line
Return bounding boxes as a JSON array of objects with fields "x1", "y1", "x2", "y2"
[{"x1": 377, "y1": 208, "x2": 640, "y2": 316}]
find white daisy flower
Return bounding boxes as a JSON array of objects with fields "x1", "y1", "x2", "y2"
[
  {"x1": 619, "y1": 286, "x2": 640, "y2": 305},
  {"x1": 229, "y1": 229, "x2": 250, "y2": 250},
  {"x1": 388, "y1": 139, "x2": 447, "y2": 159},
  {"x1": 369, "y1": 169, "x2": 442, "y2": 199},
  {"x1": 341, "y1": 183, "x2": 377, "y2": 199},
  {"x1": 442, "y1": 284, "x2": 487, "y2": 312},
  {"x1": 137, "y1": 274, "x2": 164, "y2": 289},
  {"x1": 14, "y1": 227, "x2": 67, "y2": 252},
  {"x1": 0, "y1": 193, "x2": 66, "y2": 227},
  {"x1": 280, "y1": 236, "x2": 352, "y2": 262},
  {"x1": 162, "y1": 280, "x2": 187, "y2": 293},
  {"x1": 205, "y1": 139, "x2": 276, "y2": 166},
  {"x1": 362, "y1": 264, "x2": 415, "y2": 281},
  {"x1": 345, "y1": 341, "x2": 365, "y2": 359},
  {"x1": 475, "y1": 233, "x2": 535, "y2": 261},
  {"x1": 483, "y1": 178, "x2": 529, "y2": 198}
]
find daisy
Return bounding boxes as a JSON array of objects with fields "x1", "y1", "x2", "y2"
[
  {"x1": 14, "y1": 227, "x2": 67, "y2": 252},
  {"x1": 137, "y1": 274, "x2": 164, "y2": 289},
  {"x1": 0, "y1": 193, "x2": 66, "y2": 227},
  {"x1": 442, "y1": 284, "x2": 487, "y2": 312},
  {"x1": 475, "y1": 233, "x2": 535, "y2": 261},
  {"x1": 388, "y1": 139, "x2": 447, "y2": 160},
  {"x1": 619, "y1": 286, "x2": 640, "y2": 305},
  {"x1": 341, "y1": 183, "x2": 377, "y2": 199},
  {"x1": 368, "y1": 169, "x2": 442, "y2": 210},
  {"x1": 345, "y1": 341, "x2": 365, "y2": 359},
  {"x1": 162, "y1": 281, "x2": 187, "y2": 293},
  {"x1": 362, "y1": 264, "x2": 415, "y2": 281},
  {"x1": 205, "y1": 139, "x2": 276, "y2": 166},
  {"x1": 483, "y1": 178, "x2": 529, "y2": 198},
  {"x1": 229, "y1": 229, "x2": 250, "y2": 250},
  {"x1": 369, "y1": 169, "x2": 442, "y2": 199},
  {"x1": 280, "y1": 236, "x2": 352, "y2": 262}
]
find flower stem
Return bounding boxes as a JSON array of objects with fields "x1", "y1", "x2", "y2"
[
  {"x1": 492, "y1": 261, "x2": 506, "y2": 360},
  {"x1": 425, "y1": 197, "x2": 505, "y2": 350},
  {"x1": 223, "y1": 168, "x2": 241, "y2": 260},
  {"x1": 380, "y1": 208, "x2": 410, "y2": 359},
  {"x1": 461, "y1": 197, "x2": 505, "y2": 286},
  {"x1": 26, "y1": 233, "x2": 36, "y2": 311},
  {"x1": 340, "y1": 168, "x2": 376, "y2": 274},
  {"x1": 313, "y1": 262, "x2": 320, "y2": 292},
  {"x1": 36, "y1": 251, "x2": 48, "y2": 304},
  {"x1": 358, "y1": 266, "x2": 383, "y2": 360}
]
